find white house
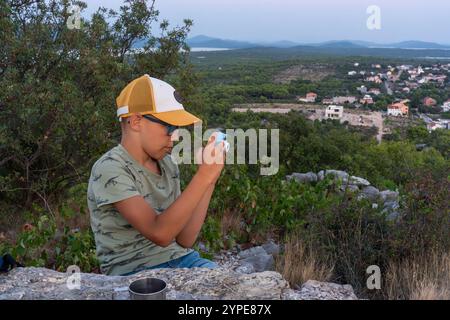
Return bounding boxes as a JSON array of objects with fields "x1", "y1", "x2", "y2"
[
  {"x1": 387, "y1": 103, "x2": 408, "y2": 117},
  {"x1": 369, "y1": 88, "x2": 381, "y2": 95},
  {"x1": 298, "y1": 92, "x2": 318, "y2": 103},
  {"x1": 357, "y1": 85, "x2": 367, "y2": 94},
  {"x1": 325, "y1": 105, "x2": 344, "y2": 120},
  {"x1": 427, "y1": 120, "x2": 450, "y2": 132},
  {"x1": 441, "y1": 101, "x2": 450, "y2": 112},
  {"x1": 360, "y1": 95, "x2": 374, "y2": 105}
]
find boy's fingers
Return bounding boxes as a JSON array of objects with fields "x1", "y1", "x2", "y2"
[
  {"x1": 195, "y1": 147, "x2": 203, "y2": 164},
  {"x1": 216, "y1": 142, "x2": 226, "y2": 163}
]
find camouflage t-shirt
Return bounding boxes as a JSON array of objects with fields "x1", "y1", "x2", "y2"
[{"x1": 87, "y1": 144, "x2": 193, "y2": 276}]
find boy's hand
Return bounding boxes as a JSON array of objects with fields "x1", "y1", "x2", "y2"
[{"x1": 196, "y1": 133, "x2": 226, "y2": 185}]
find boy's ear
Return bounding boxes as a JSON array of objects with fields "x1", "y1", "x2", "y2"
[{"x1": 127, "y1": 114, "x2": 145, "y2": 130}]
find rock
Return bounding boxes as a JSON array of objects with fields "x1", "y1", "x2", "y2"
[
  {"x1": 383, "y1": 200, "x2": 400, "y2": 211},
  {"x1": 286, "y1": 172, "x2": 317, "y2": 184},
  {"x1": 262, "y1": 241, "x2": 280, "y2": 257},
  {"x1": 166, "y1": 290, "x2": 212, "y2": 300},
  {"x1": 318, "y1": 170, "x2": 325, "y2": 180},
  {"x1": 318, "y1": 171, "x2": 370, "y2": 187},
  {"x1": 359, "y1": 186, "x2": 380, "y2": 201},
  {"x1": 349, "y1": 176, "x2": 371, "y2": 187},
  {"x1": 215, "y1": 243, "x2": 279, "y2": 273},
  {"x1": 0, "y1": 267, "x2": 289, "y2": 300},
  {"x1": 236, "y1": 245, "x2": 275, "y2": 272},
  {"x1": 379, "y1": 190, "x2": 399, "y2": 203},
  {"x1": 282, "y1": 280, "x2": 358, "y2": 300},
  {"x1": 382, "y1": 200, "x2": 400, "y2": 222},
  {"x1": 234, "y1": 262, "x2": 255, "y2": 274},
  {"x1": 0, "y1": 268, "x2": 359, "y2": 300},
  {"x1": 339, "y1": 184, "x2": 360, "y2": 193},
  {"x1": 238, "y1": 246, "x2": 267, "y2": 259},
  {"x1": 322, "y1": 170, "x2": 349, "y2": 181},
  {"x1": 197, "y1": 241, "x2": 208, "y2": 252},
  {"x1": 241, "y1": 254, "x2": 274, "y2": 272},
  {"x1": 416, "y1": 143, "x2": 428, "y2": 151}
]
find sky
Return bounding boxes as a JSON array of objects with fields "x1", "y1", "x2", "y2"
[{"x1": 83, "y1": 0, "x2": 450, "y2": 44}]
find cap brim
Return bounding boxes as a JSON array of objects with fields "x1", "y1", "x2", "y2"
[{"x1": 151, "y1": 109, "x2": 202, "y2": 126}]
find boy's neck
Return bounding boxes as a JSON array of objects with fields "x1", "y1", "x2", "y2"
[{"x1": 120, "y1": 139, "x2": 160, "y2": 175}]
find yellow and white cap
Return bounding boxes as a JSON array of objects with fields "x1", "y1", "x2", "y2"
[{"x1": 116, "y1": 74, "x2": 201, "y2": 126}]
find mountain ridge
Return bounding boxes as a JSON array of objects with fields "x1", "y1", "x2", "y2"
[{"x1": 186, "y1": 35, "x2": 450, "y2": 50}]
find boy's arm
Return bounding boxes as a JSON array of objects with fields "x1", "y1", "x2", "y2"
[
  {"x1": 113, "y1": 137, "x2": 225, "y2": 247},
  {"x1": 175, "y1": 183, "x2": 216, "y2": 248},
  {"x1": 114, "y1": 169, "x2": 216, "y2": 247}
]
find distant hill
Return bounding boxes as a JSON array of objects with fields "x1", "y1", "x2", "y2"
[
  {"x1": 305, "y1": 40, "x2": 366, "y2": 48},
  {"x1": 347, "y1": 40, "x2": 450, "y2": 50},
  {"x1": 185, "y1": 35, "x2": 450, "y2": 50},
  {"x1": 256, "y1": 40, "x2": 300, "y2": 48},
  {"x1": 134, "y1": 35, "x2": 450, "y2": 52},
  {"x1": 187, "y1": 35, "x2": 262, "y2": 49},
  {"x1": 189, "y1": 46, "x2": 450, "y2": 64},
  {"x1": 383, "y1": 41, "x2": 450, "y2": 49}
]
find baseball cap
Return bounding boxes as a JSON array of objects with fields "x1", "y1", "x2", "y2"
[{"x1": 116, "y1": 74, "x2": 201, "y2": 126}]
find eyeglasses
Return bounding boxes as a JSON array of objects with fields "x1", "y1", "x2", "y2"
[{"x1": 142, "y1": 115, "x2": 179, "y2": 136}]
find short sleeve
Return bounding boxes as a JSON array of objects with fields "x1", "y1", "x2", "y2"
[
  {"x1": 90, "y1": 160, "x2": 140, "y2": 208},
  {"x1": 174, "y1": 166, "x2": 181, "y2": 197},
  {"x1": 166, "y1": 155, "x2": 181, "y2": 197}
]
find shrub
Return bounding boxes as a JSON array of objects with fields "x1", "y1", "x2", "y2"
[{"x1": 0, "y1": 0, "x2": 193, "y2": 209}]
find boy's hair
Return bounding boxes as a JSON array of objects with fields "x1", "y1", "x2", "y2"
[{"x1": 120, "y1": 116, "x2": 131, "y2": 132}]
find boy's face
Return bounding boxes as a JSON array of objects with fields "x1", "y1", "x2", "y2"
[
  {"x1": 142, "y1": 117, "x2": 175, "y2": 160},
  {"x1": 127, "y1": 114, "x2": 175, "y2": 160}
]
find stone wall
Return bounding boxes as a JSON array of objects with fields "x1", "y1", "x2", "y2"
[{"x1": 0, "y1": 267, "x2": 357, "y2": 300}]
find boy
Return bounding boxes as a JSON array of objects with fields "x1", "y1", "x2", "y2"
[{"x1": 87, "y1": 75, "x2": 225, "y2": 276}]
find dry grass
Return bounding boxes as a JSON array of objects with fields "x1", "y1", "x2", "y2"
[
  {"x1": 220, "y1": 209, "x2": 255, "y2": 246},
  {"x1": 0, "y1": 201, "x2": 27, "y2": 243},
  {"x1": 221, "y1": 209, "x2": 243, "y2": 236},
  {"x1": 385, "y1": 251, "x2": 450, "y2": 300},
  {"x1": 275, "y1": 232, "x2": 334, "y2": 287}
]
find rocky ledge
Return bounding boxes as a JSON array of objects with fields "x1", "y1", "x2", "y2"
[
  {"x1": 286, "y1": 169, "x2": 400, "y2": 221},
  {"x1": 0, "y1": 267, "x2": 357, "y2": 300}
]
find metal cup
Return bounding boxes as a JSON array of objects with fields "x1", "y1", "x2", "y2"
[{"x1": 128, "y1": 277, "x2": 168, "y2": 300}]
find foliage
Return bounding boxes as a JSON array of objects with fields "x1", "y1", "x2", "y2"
[{"x1": 0, "y1": 0, "x2": 193, "y2": 208}]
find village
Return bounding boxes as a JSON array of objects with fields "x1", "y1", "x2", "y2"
[{"x1": 233, "y1": 61, "x2": 450, "y2": 140}]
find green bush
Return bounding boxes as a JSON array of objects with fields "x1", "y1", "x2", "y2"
[
  {"x1": 4, "y1": 210, "x2": 98, "y2": 272},
  {"x1": 0, "y1": 0, "x2": 193, "y2": 208}
]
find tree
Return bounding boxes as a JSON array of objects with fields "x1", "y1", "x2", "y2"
[{"x1": 0, "y1": 0, "x2": 194, "y2": 207}]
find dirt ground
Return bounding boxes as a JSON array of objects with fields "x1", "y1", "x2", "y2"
[{"x1": 273, "y1": 64, "x2": 335, "y2": 84}]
